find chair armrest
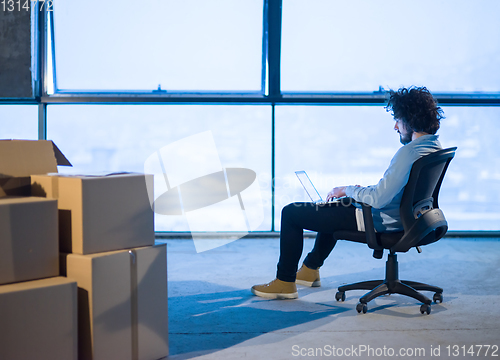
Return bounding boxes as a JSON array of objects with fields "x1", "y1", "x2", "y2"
[{"x1": 346, "y1": 198, "x2": 383, "y2": 258}]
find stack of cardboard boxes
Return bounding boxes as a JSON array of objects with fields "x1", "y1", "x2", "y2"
[{"x1": 0, "y1": 140, "x2": 169, "y2": 360}]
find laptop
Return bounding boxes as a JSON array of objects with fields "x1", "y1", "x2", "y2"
[{"x1": 295, "y1": 170, "x2": 345, "y2": 205}]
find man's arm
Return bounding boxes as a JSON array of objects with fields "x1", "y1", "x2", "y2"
[{"x1": 327, "y1": 146, "x2": 414, "y2": 209}]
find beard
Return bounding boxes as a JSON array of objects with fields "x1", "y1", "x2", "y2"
[{"x1": 399, "y1": 130, "x2": 413, "y2": 145}]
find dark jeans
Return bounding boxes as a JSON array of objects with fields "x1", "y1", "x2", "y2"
[{"x1": 277, "y1": 202, "x2": 358, "y2": 282}]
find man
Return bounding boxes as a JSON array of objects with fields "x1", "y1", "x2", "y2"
[{"x1": 252, "y1": 86, "x2": 445, "y2": 299}]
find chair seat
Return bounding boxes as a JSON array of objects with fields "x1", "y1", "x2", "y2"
[{"x1": 334, "y1": 230, "x2": 404, "y2": 249}]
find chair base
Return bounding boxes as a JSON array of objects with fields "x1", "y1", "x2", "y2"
[{"x1": 337, "y1": 253, "x2": 443, "y2": 313}]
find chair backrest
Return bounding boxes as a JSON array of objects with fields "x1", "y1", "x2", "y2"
[{"x1": 391, "y1": 147, "x2": 456, "y2": 252}]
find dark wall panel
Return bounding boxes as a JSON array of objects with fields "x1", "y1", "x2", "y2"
[{"x1": 0, "y1": 9, "x2": 32, "y2": 98}]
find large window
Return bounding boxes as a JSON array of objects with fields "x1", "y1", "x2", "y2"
[
  {"x1": 0, "y1": 106, "x2": 38, "y2": 140},
  {"x1": 437, "y1": 107, "x2": 500, "y2": 230},
  {"x1": 282, "y1": 0, "x2": 500, "y2": 92},
  {"x1": 275, "y1": 105, "x2": 500, "y2": 231},
  {"x1": 47, "y1": 104, "x2": 272, "y2": 231},
  {"x1": 52, "y1": 0, "x2": 264, "y2": 92}
]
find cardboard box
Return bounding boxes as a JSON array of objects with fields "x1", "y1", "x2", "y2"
[
  {"x1": 0, "y1": 196, "x2": 59, "y2": 285},
  {"x1": 0, "y1": 176, "x2": 32, "y2": 197},
  {"x1": 0, "y1": 276, "x2": 78, "y2": 360},
  {"x1": 62, "y1": 244, "x2": 169, "y2": 360},
  {"x1": 31, "y1": 173, "x2": 155, "y2": 254},
  {"x1": 0, "y1": 139, "x2": 71, "y2": 197}
]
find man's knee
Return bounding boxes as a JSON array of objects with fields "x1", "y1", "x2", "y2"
[
  {"x1": 282, "y1": 202, "x2": 305, "y2": 219},
  {"x1": 281, "y1": 203, "x2": 293, "y2": 219}
]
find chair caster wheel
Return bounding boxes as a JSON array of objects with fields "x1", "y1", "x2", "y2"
[
  {"x1": 356, "y1": 302, "x2": 367, "y2": 314},
  {"x1": 420, "y1": 303, "x2": 431, "y2": 315},
  {"x1": 335, "y1": 291, "x2": 345, "y2": 302},
  {"x1": 433, "y1": 292, "x2": 443, "y2": 303}
]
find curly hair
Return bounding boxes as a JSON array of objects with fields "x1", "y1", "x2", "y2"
[{"x1": 385, "y1": 86, "x2": 444, "y2": 135}]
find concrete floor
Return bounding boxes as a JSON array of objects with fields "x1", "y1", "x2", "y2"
[{"x1": 160, "y1": 237, "x2": 500, "y2": 360}]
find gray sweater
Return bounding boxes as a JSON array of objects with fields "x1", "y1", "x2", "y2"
[{"x1": 345, "y1": 135, "x2": 442, "y2": 232}]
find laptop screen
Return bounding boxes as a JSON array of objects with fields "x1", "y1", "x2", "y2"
[{"x1": 295, "y1": 171, "x2": 323, "y2": 202}]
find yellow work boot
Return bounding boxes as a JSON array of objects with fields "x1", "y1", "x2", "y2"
[
  {"x1": 251, "y1": 278, "x2": 298, "y2": 299},
  {"x1": 296, "y1": 264, "x2": 321, "y2": 287}
]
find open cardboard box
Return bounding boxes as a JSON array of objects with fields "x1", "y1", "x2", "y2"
[
  {"x1": 0, "y1": 139, "x2": 154, "y2": 255},
  {"x1": 0, "y1": 139, "x2": 71, "y2": 197}
]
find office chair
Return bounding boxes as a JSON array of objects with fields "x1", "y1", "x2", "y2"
[{"x1": 333, "y1": 147, "x2": 457, "y2": 315}]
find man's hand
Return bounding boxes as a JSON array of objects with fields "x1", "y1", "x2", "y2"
[
  {"x1": 326, "y1": 185, "x2": 361, "y2": 201},
  {"x1": 326, "y1": 186, "x2": 347, "y2": 201}
]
